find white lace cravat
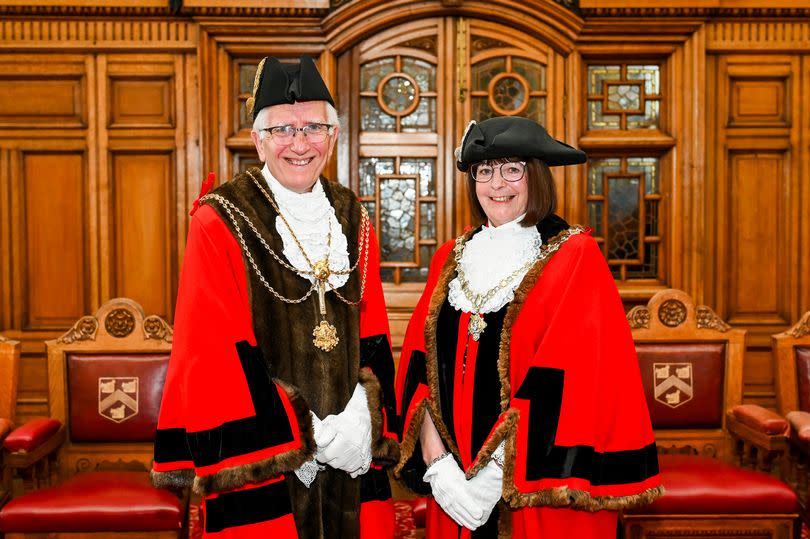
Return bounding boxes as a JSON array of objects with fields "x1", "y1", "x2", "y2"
[
  {"x1": 447, "y1": 214, "x2": 542, "y2": 314},
  {"x1": 262, "y1": 166, "x2": 350, "y2": 290}
]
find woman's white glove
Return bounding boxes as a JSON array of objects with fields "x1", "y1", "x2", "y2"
[
  {"x1": 316, "y1": 383, "x2": 373, "y2": 478},
  {"x1": 423, "y1": 453, "x2": 485, "y2": 530},
  {"x1": 467, "y1": 442, "x2": 504, "y2": 523}
]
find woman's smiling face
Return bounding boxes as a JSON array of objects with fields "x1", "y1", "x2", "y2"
[{"x1": 473, "y1": 159, "x2": 529, "y2": 227}]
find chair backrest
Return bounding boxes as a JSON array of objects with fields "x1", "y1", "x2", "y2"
[
  {"x1": 46, "y1": 298, "x2": 172, "y2": 480},
  {"x1": 627, "y1": 289, "x2": 745, "y2": 462},
  {"x1": 773, "y1": 311, "x2": 810, "y2": 416},
  {"x1": 0, "y1": 336, "x2": 20, "y2": 424}
]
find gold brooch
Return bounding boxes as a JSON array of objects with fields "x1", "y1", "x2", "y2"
[{"x1": 313, "y1": 320, "x2": 339, "y2": 352}]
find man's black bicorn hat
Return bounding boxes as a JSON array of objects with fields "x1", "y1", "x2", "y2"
[
  {"x1": 247, "y1": 55, "x2": 335, "y2": 120},
  {"x1": 455, "y1": 116, "x2": 587, "y2": 171}
]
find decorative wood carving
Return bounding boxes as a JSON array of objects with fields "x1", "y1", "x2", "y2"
[
  {"x1": 626, "y1": 306, "x2": 651, "y2": 329},
  {"x1": 0, "y1": 19, "x2": 197, "y2": 49},
  {"x1": 659, "y1": 299, "x2": 688, "y2": 327},
  {"x1": 144, "y1": 315, "x2": 174, "y2": 343},
  {"x1": 696, "y1": 306, "x2": 731, "y2": 333},
  {"x1": 57, "y1": 316, "x2": 99, "y2": 344},
  {"x1": 708, "y1": 21, "x2": 810, "y2": 52},
  {"x1": 104, "y1": 308, "x2": 136, "y2": 338},
  {"x1": 786, "y1": 311, "x2": 810, "y2": 339}
]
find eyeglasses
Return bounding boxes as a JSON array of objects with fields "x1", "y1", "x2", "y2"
[
  {"x1": 471, "y1": 161, "x2": 527, "y2": 183},
  {"x1": 260, "y1": 123, "x2": 335, "y2": 144}
]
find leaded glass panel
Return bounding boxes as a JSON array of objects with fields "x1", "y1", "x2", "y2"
[
  {"x1": 511, "y1": 57, "x2": 546, "y2": 90},
  {"x1": 359, "y1": 158, "x2": 395, "y2": 197},
  {"x1": 588, "y1": 202, "x2": 603, "y2": 236},
  {"x1": 400, "y1": 159, "x2": 435, "y2": 196},
  {"x1": 626, "y1": 64, "x2": 660, "y2": 95},
  {"x1": 472, "y1": 58, "x2": 506, "y2": 91},
  {"x1": 588, "y1": 101, "x2": 621, "y2": 130},
  {"x1": 524, "y1": 98, "x2": 546, "y2": 124},
  {"x1": 363, "y1": 202, "x2": 376, "y2": 224},
  {"x1": 240, "y1": 64, "x2": 256, "y2": 94},
  {"x1": 361, "y1": 58, "x2": 396, "y2": 92},
  {"x1": 492, "y1": 75, "x2": 527, "y2": 112},
  {"x1": 626, "y1": 243, "x2": 658, "y2": 279},
  {"x1": 607, "y1": 84, "x2": 642, "y2": 111},
  {"x1": 607, "y1": 177, "x2": 640, "y2": 261},
  {"x1": 627, "y1": 157, "x2": 659, "y2": 194},
  {"x1": 588, "y1": 158, "x2": 621, "y2": 195},
  {"x1": 420, "y1": 202, "x2": 436, "y2": 238},
  {"x1": 380, "y1": 177, "x2": 417, "y2": 262},
  {"x1": 588, "y1": 65, "x2": 621, "y2": 94},
  {"x1": 645, "y1": 200, "x2": 658, "y2": 236},
  {"x1": 361, "y1": 97, "x2": 396, "y2": 131},
  {"x1": 401, "y1": 57, "x2": 435, "y2": 92},
  {"x1": 627, "y1": 100, "x2": 660, "y2": 130},
  {"x1": 400, "y1": 97, "x2": 436, "y2": 132}
]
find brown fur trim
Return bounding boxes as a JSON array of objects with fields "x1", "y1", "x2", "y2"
[
  {"x1": 464, "y1": 409, "x2": 518, "y2": 479},
  {"x1": 497, "y1": 500, "x2": 513, "y2": 539},
  {"x1": 192, "y1": 379, "x2": 316, "y2": 496},
  {"x1": 358, "y1": 367, "x2": 400, "y2": 467},
  {"x1": 500, "y1": 420, "x2": 664, "y2": 511},
  {"x1": 422, "y1": 230, "x2": 476, "y2": 463},
  {"x1": 392, "y1": 399, "x2": 427, "y2": 488},
  {"x1": 150, "y1": 468, "x2": 195, "y2": 489}
]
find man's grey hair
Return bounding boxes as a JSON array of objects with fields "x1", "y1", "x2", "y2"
[{"x1": 253, "y1": 102, "x2": 340, "y2": 140}]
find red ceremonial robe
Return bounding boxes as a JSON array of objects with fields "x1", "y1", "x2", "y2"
[
  {"x1": 395, "y1": 215, "x2": 662, "y2": 538},
  {"x1": 151, "y1": 171, "x2": 399, "y2": 538}
]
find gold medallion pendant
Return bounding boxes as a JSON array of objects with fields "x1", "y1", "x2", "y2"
[
  {"x1": 468, "y1": 313, "x2": 487, "y2": 341},
  {"x1": 313, "y1": 319, "x2": 339, "y2": 352}
]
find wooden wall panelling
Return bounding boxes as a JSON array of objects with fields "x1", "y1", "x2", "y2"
[
  {"x1": 802, "y1": 55, "x2": 810, "y2": 317},
  {"x1": 709, "y1": 54, "x2": 801, "y2": 406},
  {"x1": 102, "y1": 54, "x2": 180, "y2": 321}
]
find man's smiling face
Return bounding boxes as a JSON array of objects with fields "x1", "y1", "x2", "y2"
[{"x1": 251, "y1": 100, "x2": 338, "y2": 193}]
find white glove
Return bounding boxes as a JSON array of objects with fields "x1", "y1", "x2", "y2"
[
  {"x1": 467, "y1": 442, "x2": 504, "y2": 522},
  {"x1": 316, "y1": 383, "x2": 373, "y2": 477},
  {"x1": 295, "y1": 412, "x2": 329, "y2": 488},
  {"x1": 423, "y1": 453, "x2": 485, "y2": 530}
]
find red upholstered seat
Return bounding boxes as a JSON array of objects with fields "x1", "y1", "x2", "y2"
[
  {"x1": 3, "y1": 417, "x2": 61, "y2": 453},
  {"x1": 0, "y1": 471, "x2": 183, "y2": 533},
  {"x1": 628, "y1": 455, "x2": 798, "y2": 515}
]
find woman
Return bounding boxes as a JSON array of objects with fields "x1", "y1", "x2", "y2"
[{"x1": 394, "y1": 116, "x2": 662, "y2": 538}]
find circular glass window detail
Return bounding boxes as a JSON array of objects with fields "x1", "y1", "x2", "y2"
[
  {"x1": 378, "y1": 73, "x2": 420, "y2": 117},
  {"x1": 488, "y1": 73, "x2": 530, "y2": 115}
]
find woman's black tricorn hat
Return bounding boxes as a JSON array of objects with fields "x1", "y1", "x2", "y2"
[
  {"x1": 246, "y1": 55, "x2": 334, "y2": 120},
  {"x1": 455, "y1": 116, "x2": 587, "y2": 171}
]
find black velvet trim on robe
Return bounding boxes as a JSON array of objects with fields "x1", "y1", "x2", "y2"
[
  {"x1": 154, "y1": 341, "x2": 295, "y2": 468},
  {"x1": 204, "y1": 480, "x2": 292, "y2": 533},
  {"x1": 360, "y1": 334, "x2": 398, "y2": 434}
]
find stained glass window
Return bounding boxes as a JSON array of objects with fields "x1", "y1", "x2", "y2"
[
  {"x1": 360, "y1": 56, "x2": 436, "y2": 133},
  {"x1": 470, "y1": 55, "x2": 546, "y2": 123},
  {"x1": 358, "y1": 49, "x2": 439, "y2": 283},
  {"x1": 587, "y1": 64, "x2": 661, "y2": 130},
  {"x1": 588, "y1": 157, "x2": 662, "y2": 281}
]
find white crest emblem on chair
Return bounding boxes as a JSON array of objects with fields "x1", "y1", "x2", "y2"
[
  {"x1": 98, "y1": 377, "x2": 139, "y2": 422},
  {"x1": 653, "y1": 363, "x2": 693, "y2": 409}
]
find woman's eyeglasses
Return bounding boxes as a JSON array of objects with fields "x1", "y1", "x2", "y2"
[
  {"x1": 260, "y1": 123, "x2": 335, "y2": 144},
  {"x1": 471, "y1": 161, "x2": 527, "y2": 183}
]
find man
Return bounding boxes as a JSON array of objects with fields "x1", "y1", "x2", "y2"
[{"x1": 151, "y1": 55, "x2": 399, "y2": 538}]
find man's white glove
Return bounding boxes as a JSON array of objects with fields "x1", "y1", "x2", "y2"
[
  {"x1": 422, "y1": 453, "x2": 485, "y2": 530},
  {"x1": 294, "y1": 412, "x2": 329, "y2": 488},
  {"x1": 467, "y1": 442, "x2": 504, "y2": 523},
  {"x1": 316, "y1": 383, "x2": 373, "y2": 478}
]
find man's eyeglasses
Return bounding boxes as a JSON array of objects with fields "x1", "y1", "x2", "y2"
[
  {"x1": 260, "y1": 123, "x2": 335, "y2": 144},
  {"x1": 471, "y1": 161, "x2": 527, "y2": 183}
]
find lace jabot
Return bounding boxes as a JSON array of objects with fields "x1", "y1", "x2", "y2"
[
  {"x1": 447, "y1": 214, "x2": 542, "y2": 314},
  {"x1": 262, "y1": 165, "x2": 350, "y2": 289}
]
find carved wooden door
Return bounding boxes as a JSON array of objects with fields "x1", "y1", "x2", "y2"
[{"x1": 337, "y1": 17, "x2": 568, "y2": 352}]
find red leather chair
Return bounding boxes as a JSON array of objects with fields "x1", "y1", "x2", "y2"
[
  {"x1": 0, "y1": 299, "x2": 187, "y2": 538},
  {"x1": 0, "y1": 336, "x2": 20, "y2": 506},
  {"x1": 723, "y1": 312, "x2": 810, "y2": 532},
  {"x1": 622, "y1": 289, "x2": 799, "y2": 538}
]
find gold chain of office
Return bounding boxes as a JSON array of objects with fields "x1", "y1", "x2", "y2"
[
  {"x1": 201, "y1": 170, "x2": 370, "y2": 351},
  {"x1": 453, "y1": 226, "x2": 585, "y2": 341}
]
